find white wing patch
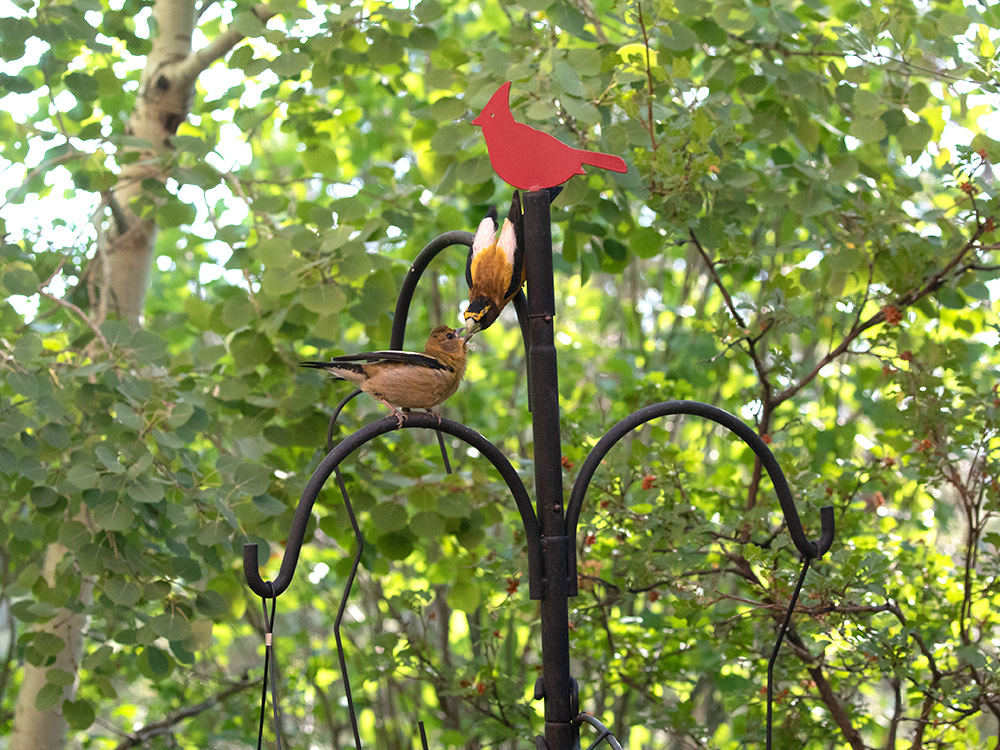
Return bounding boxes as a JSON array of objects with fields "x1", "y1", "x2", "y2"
[
  {"x1": 472, "y1": 215, "x2": 497, "y2": 254},
  {"x1": 497, "y1": 218, "x2": 516, "y2": 266}
]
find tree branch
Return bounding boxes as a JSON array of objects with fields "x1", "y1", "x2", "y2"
[
  {"x1": 112, "y1": 678, "x2": 256, "y2": 750},
  {"x1": 176, "y1": 3, "x2": 277, "y2": 85},
  {"x1": 774, "y1": 223, "x2": 989, "y2": 407}
]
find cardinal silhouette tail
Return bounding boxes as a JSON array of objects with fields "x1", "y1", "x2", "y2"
[{"x1": 579, "y1": 150, "x2": 628, "y2": 174}]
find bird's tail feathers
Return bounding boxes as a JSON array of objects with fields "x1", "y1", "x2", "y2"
[
  {"x1": 299, "y1": 361, "x2": 364, "y2": 380},
  {"x1": 579, "y1": 150, "x2": 628, "y2": 173}
]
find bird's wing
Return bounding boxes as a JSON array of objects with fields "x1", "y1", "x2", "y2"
[
  {"x1": 503, "y1": 193, "x2": 524, "y2": 301},
  {"x1": 496, "y1": 219, "x2": 520, "y2": 301},
  {"x1": 328, "y1": 350, "x2": 453, "y2": 371},
  {"x1": 472, "y1": 207, "x2": 498, "y2": 252},
  {"x1": 468, "y1": 206, "x2": 498, "y2": 287}
]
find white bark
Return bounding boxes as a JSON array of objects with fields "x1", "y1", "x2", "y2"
[
  {"x1": 9, "y1": 542, "x2": 93, "y2": 750},
  {"x1": 101, "y1": 0, "x2": 274, "y2": 326},
  {"x1": 11, "y1": 4, "x2": 275, "y2": 749}
]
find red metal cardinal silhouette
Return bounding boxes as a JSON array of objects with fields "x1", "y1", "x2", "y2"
[{"x1": 472, "y1": 81, "x2": 628, "y2": 191}]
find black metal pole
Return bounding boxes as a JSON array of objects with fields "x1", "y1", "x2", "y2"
[{"x1": 522, "y1": 189, "x2": 577, "y2": 750}]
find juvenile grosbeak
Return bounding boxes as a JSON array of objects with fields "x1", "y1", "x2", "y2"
[
  {"x1": 300, "y1": 326, "x2": 471, "y2": 427},
  {"x1": 463, "y1": 196, "x2": 523, "y2": 335}
]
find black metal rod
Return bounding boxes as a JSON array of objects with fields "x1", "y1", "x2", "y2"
[
  {"x1": 522, "y1": 189, "x2": 576, "y2": 750},
  {"x1": 565, "y1": 400, "x2": 834, "y2": 594},
  {"x1": 511, "y1": 290, "x2": 532, "y2": 412},
  {"x1": 523, "y1": 190, "x2": 563, "y2": 534},
  {"x1": 766, "y1": 556, "x2": 811, "y2": 750},
  {"x1": 326, "y1": 388, "x2": 364, "y2": 452},
  {"x1": 391, "y1": 230, "x2": 473, "y2": 349},
  {"x1": 576, "y1": 713, "x2": 624, "y2": 750},
  {"x1": 333, "y1": 468, "x2": 365, "y2": 750},
  {"x1": 243, "y1": 411, "x2": 544, "y2": 599}
]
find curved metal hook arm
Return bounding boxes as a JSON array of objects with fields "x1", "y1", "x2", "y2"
[
  {"x1": 244, "y1": 411, "x2": 544, "y2": 599},
  {"x1": 389, "y1": 230, "x2": 532, "y2": 387},
  {"x1": 391, "y1": 231, "x2": 474, "y2": 349},
  {"x1": 564, "y1": 400, "x2": 834, "y2": 595}
]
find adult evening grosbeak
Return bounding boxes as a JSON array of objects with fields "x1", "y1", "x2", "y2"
[
  {"x1": 463, "y1": 188, "x2": 561, "y2": 335},
  {"x1": 463, "y1": 196, "x2": 522, "y2": 335},
  {"x1": 300, "y1": 326, "x2": 471, "y2": 427}
]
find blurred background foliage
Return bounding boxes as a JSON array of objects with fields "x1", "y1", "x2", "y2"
[{"x1": 1, "y1": 0, "x2": 999, "y2": 748}]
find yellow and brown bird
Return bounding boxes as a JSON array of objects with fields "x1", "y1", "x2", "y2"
[
  {"x1": 300, "y1": 326, "x2": 471, "y2": 427},
  {"x1": 463, "y1": 188, "x2": 561, "y2": 334},
  {"x1": 463, "y1": 196, "x2": 523, "y2": 335}
]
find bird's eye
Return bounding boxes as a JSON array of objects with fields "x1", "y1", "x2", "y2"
[{"x1": 446, "y1": 332, "x2": 455, "y2": 339}]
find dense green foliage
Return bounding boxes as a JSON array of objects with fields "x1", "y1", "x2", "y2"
[{"x1": 1, "y1": 0, "x2": 999, "y2": 748}]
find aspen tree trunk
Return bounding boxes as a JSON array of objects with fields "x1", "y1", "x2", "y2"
[
  {"x1": 99, "y1": 0, "x2": 273, "y2": 327},
  {"x1": 11, "y1": 4, "x2": 273, "y2": 749},
  {"x1": 9, "y1": 542, "x2": 93, "y2": 750}
]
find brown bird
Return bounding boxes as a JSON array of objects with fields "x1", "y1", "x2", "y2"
[
  {"x1": 300, "y1": 326, "x2": 471, "y2": 427},
  {"x1": 463, "y1": 200, "x2": 521, "y2": 335}
]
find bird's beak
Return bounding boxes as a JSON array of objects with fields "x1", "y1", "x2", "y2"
[{"x1": 463, "y1": 317, "x2": 481, "y2": 337}]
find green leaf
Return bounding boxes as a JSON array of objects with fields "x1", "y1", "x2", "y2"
[
  {"x1": 437, "y1": 493, "x2": 471, "y2": 519},
  {"x1": 937, "y1": 12, "x2": 969, "y2": 37},
  {"x1": 231, "y1": 10, "x2": 267, "y2": 37},
  {"x1": 1, "y1": 264, "x2": 39, "y2": 295},
  {"x1": 91, "y1": 499, "x2": 135, "y2": 532},
  {"x1": 229, "y1": 330, "x2": 273, "y2": 369},
  {"x1": 372, "y1": 501, "x2": 409, "y2": 532},
  {"x1": 414, "y1": 0, "x2": 444, "y2": 21},
  {"x1": 936, "y1": 287, "x2": 965, "y2": 309},
  {"x1": 67, "y1": 464, "x2": 100, "y2": 491},
  {"x1": 58, "y1": 521, "x2": 91, "y2": 550},
  {"x1": 661, "y1": 21, "x2": 698, "y2": 52},
  {"x1": 368, "y1": 35, "x2": 404, "y2": 67},
  {"x1": 151, "y1": 611, "x2": 192, "y2": 642},
  {"x1": 35, "y1": 683, "x2": 64, "y2": 712},
  {"x1": 127, "y1": 478, "x2": 164, "y2": 504},
  {"x1": 157, "y1": 200, "x2": 197, "y2": 228},
  {"x1": 234, "y1": 462, "x2": 271, "y2": 496},
  {"x1": 30, "y1": 486, "x2": 61, "y2": 509},
  {"x1": 261, "y1": 265, "x2": 299, "y2": 296},
  {"x1": 137, "y1": 646, "x2": 173, "y2": 679},
  {"x1": 95, "y1": 444, "x2": 126, "y2": 474},
  {"x1": 32, "y1": 632, "x2": 66, "y2": 656},
  {"x1": 849, "y1": 116, "x2": 887, "y2": 143},
  {"x1": 301, "y1": 283, "x2": 347, "y2": 314},
  {"x1": 351, "y1": 269, "x2": 396, "y2": 324},
  {"x1": 693, "y1": 19, "x2": 727, "y2": 46},
  {"x1": 409, "y1": 510, "x2": 446, "y2": 537},
  {"x1": 897, "y1": 121, "x2": 934, "y2": 154},
  {"x1": 46, "y1": 669, "x2": 76, "y2": 688},
  {"x1": 63, "y1": 698, "x2": 96, "y2": 730},
  {"x1": 194, "y1": 590, "x2": 229, "y2": 618},
  {"x1": 446, "y1": 580, "x2": 481, "y2": 613},
  {"x1": 272, "y1": 51, "x2": 311, "y2": 78},
  {"x1": 554, "y1": 60, "x2": 585, "y2": 97},
  {"x1": 407, "y1": 27, "x2": 438, "y2": 50},
  {"x1": 252, "y1": 237, "x2": 294, "y2": 266},
  {"x1": 377, "y1": 530, "x2": 414, "y2": 560},
  {"x1": 104, "y1": 577, "x2": 142, "y2": 607},
  {"x1": 251, "y1": 494, "x2": 286, "y2": 516}
]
